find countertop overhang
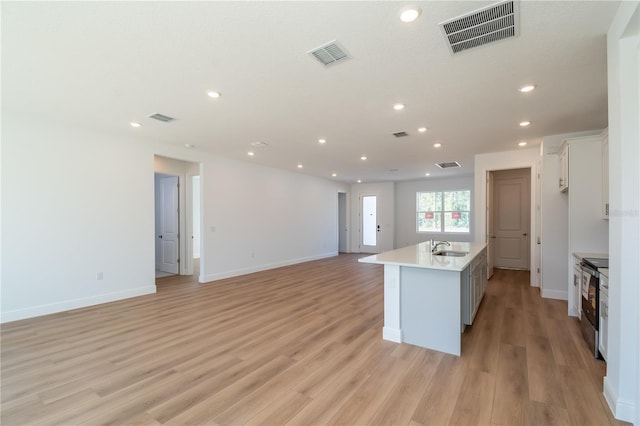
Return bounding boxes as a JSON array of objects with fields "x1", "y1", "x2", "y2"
[{"x1": 358, "y1": 241, "x2": 487, "y2": 272}]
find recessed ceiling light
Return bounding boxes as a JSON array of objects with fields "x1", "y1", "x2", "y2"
[
  {"x1": 130, "y1": 122, "x2": 141, "y2": 128},
  {"x1": 184, "y1": 143, "x2": 194, "y2": 148},
  {"x1": 207, "y1": 91, "x2": 221, "y2": 98},
  {"x1": 418, "y1": 127, "x2": 427, "y2": 133},
  {"x1": 357, "y1": 179, "x2": 362, "y2": 183},
  {"x1": 433, "y1": 143, "x2": 442, "y2": 148},
  {"x1": 519, "y1": 121, "x2": 531, "y2": 127},
  {"x1": 297, "y1": 164, "x2": 303, "y2": 168},
  {"x1": 332, "y1": 173, "x2": 337, "y2": 177},
  {"x1": 318, "y1": 139, "x2": 327, "y2": 144},
  {"x1": 393, "y1": 103, "x2": 405, "y2": 111},
  {"x1": 519, "y1": 85, "x2": 536, "y2": 93},
  {"x1": 425, "y1": 173, "x2": 431, "y2": 176},
  {"x1": 399, "y1": 7, "x2": 421, "y2": 23},
  {"x1": 361, "y1": 156, "x2": 367, "y2": 160},
  {"x1": 518, "y1": 141, "x2": 528, "y2": 147},
  {"x1": 248, "y1": 151, "x2": 255, "y2": 156}
]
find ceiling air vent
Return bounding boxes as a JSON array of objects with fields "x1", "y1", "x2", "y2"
[
  {"x1": 308, "y1": 40, "x2": 351, "y2": 67},
  {"x1": 148, "y1": 113, "x2": 176, "y2": 123},
  {"x1": 393, "y1": 131, "x2": 409, "y2": 138},
  {"x1": 439, "y1": 0, "x2": 520, "y2": 55},
  {"x1": 249, "y1": 141, "x2": 269, "y2": 148},
  {"x1": 436, "y1": 161, "x2": 461, "y2": 169}
]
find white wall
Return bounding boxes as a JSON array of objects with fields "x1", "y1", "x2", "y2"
[
  {"x1": 604, "y1": 2, "x2": 640, "y2": 423},
  {"x1": 395, "y1": 176, "x2": 475, "y2": 248},
  {"x1": 350, "y1": 182, "x2": 395, "y2": 253},
  {"x1": 1, "y1": 113, "x2": 157, "y2": 322},
  {"x1": 1, "y1": 113, "x2": 347, "y2": 322},
  {"x1": 474, "y1": 148, "x2": 541, "y2": 286},
  {"x1": 198, "y1": 157, "x2": 344, "y2": 281}
]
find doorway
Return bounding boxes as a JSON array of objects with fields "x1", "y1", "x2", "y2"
[
  {"x1": 154, "y1": 155, "x2": 201, "y2": 280},
  {"x1": 488, "y1": 168, "x2": 531, "y2": 271}
]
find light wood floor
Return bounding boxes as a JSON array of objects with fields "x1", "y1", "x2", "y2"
[{"x1": 1, "y1": 254, "x2": 626, "y2": 425}]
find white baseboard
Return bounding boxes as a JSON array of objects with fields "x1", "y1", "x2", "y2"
[
  {"x1": 383, "y1": 327, "x2": 402, "y2": 343},
  {"x1": 1, "y1": 286, "x2": 157, "y2": 324},
  {"x1": 540, "y1": 288, "x2": 568, "y2": 300},
  {"x1": 603, "y1": 376, "x2": 636, "y2": 423},
  {"x1": 200, "y1": 251, "x2": 339, "y2": 283}
]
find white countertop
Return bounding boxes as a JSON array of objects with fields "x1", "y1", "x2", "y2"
[
  {"x1": 358, "y1": 241, "x2": 487, "y2": 272},
  {"x1": 573, "y1": 252, "x2": 609, "y2": 261}
]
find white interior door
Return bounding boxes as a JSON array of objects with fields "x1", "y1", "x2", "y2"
[
  {"x1": 493, "y1": 170, "x2": 530, "y2": 270},
  {"x1": 361, "y1": 194, "x2": 380, "y2": 253},
  {"x1": 159, "y1": 176, "x2": 179, "y2": 274},
  {"x1": 338, "y1": 192, "x2": 348, "y2": 252},
  {"x1": 486, "y1": 171, "x2": 495, "y2": 278}
]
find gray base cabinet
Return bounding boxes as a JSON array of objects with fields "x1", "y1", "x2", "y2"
[{"x1": 462, "y1": 247, "x2": 488, "y2": 325}]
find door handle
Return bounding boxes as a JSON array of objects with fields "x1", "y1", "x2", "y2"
[
  {"x1": 523, "y1": 233, "x2": 528, "y2": 236},
  {"x1": 158, "y1": 235, "x2": 163, "y2": 239},
  {"x1": 377, "y1": 225, "x2": 381, "y2": 232}
]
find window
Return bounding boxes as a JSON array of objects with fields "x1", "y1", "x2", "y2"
[{"x1": 417, "y1": 190, "x2": 471, "y2": 233}]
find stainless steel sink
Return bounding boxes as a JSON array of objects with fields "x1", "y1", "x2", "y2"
[{"x1": 433, "y1": 250, "x2": 468, "y2": 257}]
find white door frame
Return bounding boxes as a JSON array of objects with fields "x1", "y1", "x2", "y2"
[
  {"x1": 475, "y1": 154, "x2": 539, "y2": 287},
  {"x1": 154, "y1": 156, "x2": 203, "y2": 278}
]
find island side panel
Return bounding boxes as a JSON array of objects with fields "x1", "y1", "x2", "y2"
[
  {"x1": 400, "y1": 266, "x2": 462, "y2": 356},
  {"x1": 382, "y1": 264, "x2": 402, "y2": 342}
]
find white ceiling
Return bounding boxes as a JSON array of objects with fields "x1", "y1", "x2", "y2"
[{"x1": 2, "y1": 1, "x2": 619, "y2": 182}]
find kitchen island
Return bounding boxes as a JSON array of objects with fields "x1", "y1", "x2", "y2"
[{"x1": 359, "y1": 241, "x2": 487, "y2": 356}]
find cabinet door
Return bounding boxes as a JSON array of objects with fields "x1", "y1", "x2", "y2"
[
  {"x1": 599, "y1": 293, "x2": 608, "y2": 361},
  {"x1": 572, "y1": 264, "x2": 582, "y2": 318},
  {"x1": 559, "y1": 144, "x2": 569, "y2": 192},
  {"x1": 472, "y1": 263, "x2": 482, "y2": 318},
  {"x1": 470, "y1": 266, "x2": 477, "y2": 318}
]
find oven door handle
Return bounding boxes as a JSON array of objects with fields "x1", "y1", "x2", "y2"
[{"x1": 581, "y1": 266, "x2": 598, "y2": 277}]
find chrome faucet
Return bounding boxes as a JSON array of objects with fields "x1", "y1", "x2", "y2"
[{"x1": 431, "y1": 241, "x2": 451, "y2": 253}]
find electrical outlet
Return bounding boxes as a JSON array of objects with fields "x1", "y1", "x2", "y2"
[{"x1": 97, "y1": 272, "x2": 104, "y2": 280}]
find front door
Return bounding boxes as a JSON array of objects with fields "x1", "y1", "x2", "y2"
[
  {"x1": 493, "y1": 169, "x2": 530, "y2": 270},
  {"x1": 159, "y1": 175, "x2": 179, "y2": 274},
  {"x1": 361, "y1": 194, "x2": 380, "y2": 253}
]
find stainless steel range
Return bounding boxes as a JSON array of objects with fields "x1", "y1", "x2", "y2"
[{"x1": 580, "y1": 257, "x2": 608, "y2": 358}]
